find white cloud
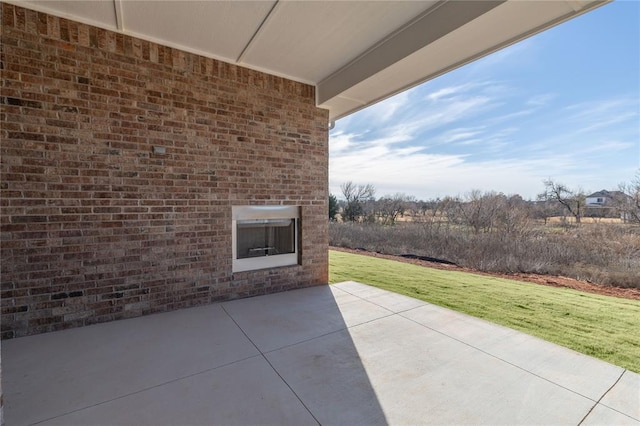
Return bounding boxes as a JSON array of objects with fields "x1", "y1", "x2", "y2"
[
  {"x1": 426, "y1": 83, "x2": 476, "y2": 101},
  {"x1": 579, "y1": 140, "x2": 636, "y2": 154},
  {"x1": 329, "y1": 131, "x2": 355, "y2": 153},
  {"x1": 329, "y1": 144, "x2": 583, "y2": 200},
  {"x1": 563, "y1": 98, "x2": 639, "y2": 133},
  {"x1": 329, "y1": 94, "x2": 638, "y2": 200},
  {"x1": 578, "y1": 111, "x2": 638, "y2": 134},
  {"x1": 439, "y1": 127, "x2": 485, "y2": 144},
  {"x1": 526, "y1": 93, "x2": 556, "y2": 106},
  {"x1": 387, "y1": 94, "x2": 496, "y2": 138},
  {"x1": 358, "y1": 90, "x2": 410, "y2": 124},
  {"x1": 330, "y1": 111, "x2": 588, "y2": 200}
]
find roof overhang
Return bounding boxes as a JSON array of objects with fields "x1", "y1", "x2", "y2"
[{"x1": 6, "y1": 0, "x2": 609, "y2": 122}]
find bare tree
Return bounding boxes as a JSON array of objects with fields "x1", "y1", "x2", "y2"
[
  {"x1": 375, "y1": 193, "x2": 415, "y2": 225},
  {"x1": 415, "y1": 200, "x2": 435, "y2": 217},
  {"x1": 617, "y1": 170, "x2": 640, "y2": 223},
  {"x1": 451, "y1": 190, "x2": 502, "y2": 234},
  {"x1": 538, "y1": 179, "x2": 585, "y2": 224},
  {"x1": 412, "y1": 198, "x2": 447, "y2": 230},
  {"x1": 531, "y1": 199, "x2": 560, "y2": 225},
  {"x1": 440, "y1": 196, "x2": 464, "y2": 229},
  {"x1": 340, "y1": 181, "x2": 375, "y2": 222},
  {"x1": 495, "y1": 194, "x2": 533, "y2": 235},
  {"x1": 443, "y1": 191, "x2": 533, "y2": 234}
]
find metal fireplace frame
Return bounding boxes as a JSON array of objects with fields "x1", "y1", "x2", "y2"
[{"x1": 231, "y1": 205, "x2": 300, "y2": 273}]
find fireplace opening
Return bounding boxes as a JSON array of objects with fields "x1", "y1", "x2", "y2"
[
  {"x1": 232, "y1": 206, "x2": 300, "y2": 272},
  {"x1": 237, "y1": 219, "x2": 295, "y2": 259}
]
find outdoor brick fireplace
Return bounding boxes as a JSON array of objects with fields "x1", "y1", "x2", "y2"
[
  {"x1": 232, "y1": 206, "x2": 300, "y2": 273},
  {"x1": 0, "y1": 4, "x2": 329, "y2": 339}
]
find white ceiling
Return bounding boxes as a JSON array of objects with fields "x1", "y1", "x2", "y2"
[{"x1": 9, "y1": 0, "x2": 608, "y2": 122}]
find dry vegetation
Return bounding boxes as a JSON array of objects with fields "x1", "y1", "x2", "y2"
[
  {"x1": 331, "y1": 179, "x2": 640, "y2": 289},
  {"x1": 329, "y1": 220, "x2": 640, "y2": 289}
]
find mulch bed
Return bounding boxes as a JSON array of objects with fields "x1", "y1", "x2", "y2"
[{"x1": 331, "y1": 246, "x2": 640, "y2": 301}]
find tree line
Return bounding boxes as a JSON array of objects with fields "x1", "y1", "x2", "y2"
[{"x1": 329, "y1": 171, "x2": 640, "y2": 227}]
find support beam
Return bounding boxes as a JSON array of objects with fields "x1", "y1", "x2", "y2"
[{"x1": 317, "y1": 0, "x2": 504, "y2": 105}]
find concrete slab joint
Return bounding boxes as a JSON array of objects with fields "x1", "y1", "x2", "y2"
[{"x1": 3, "y1": 282, "x2": 638, "y2": 425}]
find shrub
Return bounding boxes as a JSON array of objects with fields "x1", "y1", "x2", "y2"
[{"x1": 329, "y1": 222, "x2": 640, "y2": 288}]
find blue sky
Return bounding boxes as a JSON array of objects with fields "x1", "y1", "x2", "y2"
[{"x1": 329, "y1": 1, "x2": 640, "y2": 201}]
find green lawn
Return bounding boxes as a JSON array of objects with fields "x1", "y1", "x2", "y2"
[{"x1": 329, "y1": 250, "x2": 640, "y2": 373}]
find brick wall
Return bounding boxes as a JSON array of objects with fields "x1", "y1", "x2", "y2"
[{"x1": 0, "y1": 3, "x2": 329, "y2": 338}]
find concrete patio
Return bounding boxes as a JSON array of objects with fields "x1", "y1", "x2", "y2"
[{"x1": 3, "y1": 281, "x2": 639, "y2": 425}]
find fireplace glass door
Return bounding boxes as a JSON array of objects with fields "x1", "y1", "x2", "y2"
[{"x1": 236, "y1": 219, "x2": 295, "y2": 259}]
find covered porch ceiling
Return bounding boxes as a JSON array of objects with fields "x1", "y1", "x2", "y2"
[{"x1": 9, "y1": 0, "x2": 608, "y2": 122}]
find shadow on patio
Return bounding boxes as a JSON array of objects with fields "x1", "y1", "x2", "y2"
[{"x1": 3, "y1": 281, "x2": 638, "y2": 425}]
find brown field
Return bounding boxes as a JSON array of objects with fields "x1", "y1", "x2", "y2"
[
  {"x1": 546, "y1": 216, "x2": 624, "y2": 224},
  {"x1": 396, "y1": 214, "x2": 624, "y2": 225}
]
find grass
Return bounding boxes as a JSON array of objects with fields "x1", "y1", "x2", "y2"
[{"x1": 329, "y1": 250, "x2": 640, "y2": 373}]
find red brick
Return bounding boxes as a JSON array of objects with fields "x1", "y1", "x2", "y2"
[{"x1": 1, "y1": 4, "x2": 329, "y2": 339}]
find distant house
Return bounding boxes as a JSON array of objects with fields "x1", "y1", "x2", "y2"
[{"x1": 585, "y1": 190, "x2": 631, "y2": 218}]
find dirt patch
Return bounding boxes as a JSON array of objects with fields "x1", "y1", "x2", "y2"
[{"x1": 331, "y1": 246, "x2": 640, "y2": 301}]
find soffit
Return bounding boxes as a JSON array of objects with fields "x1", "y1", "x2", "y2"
[
  {"x1": 330, "y1": 0, "x2": 607, "y2": 119},
  {"x1": 239, "y1": 1, "x2": 438, "y2": 83},
  {"x1": 8, "y1": 0, "x2": 609, "y2": 122}
]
